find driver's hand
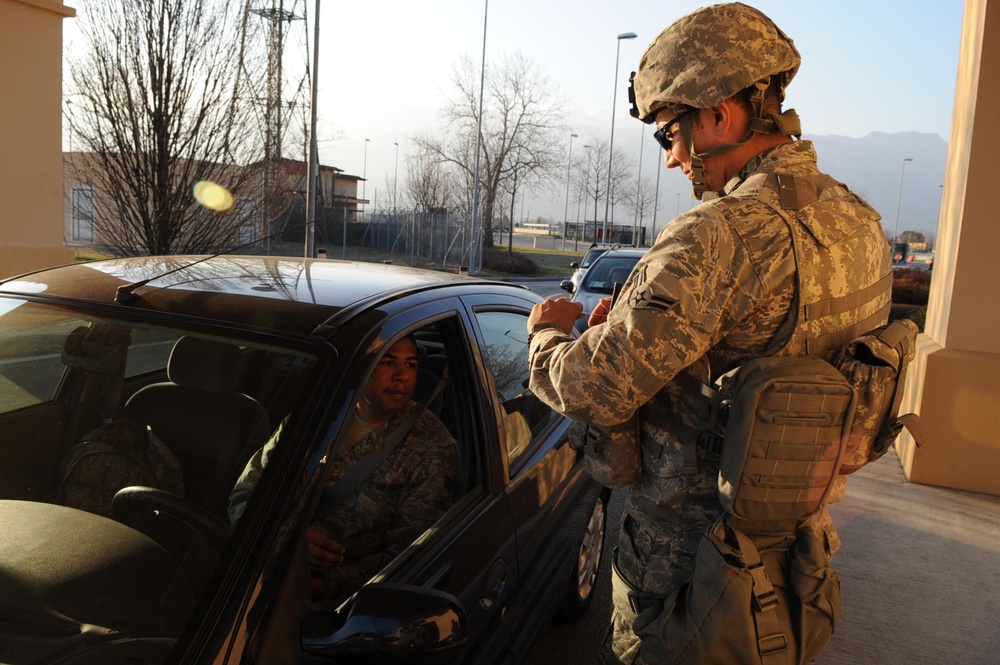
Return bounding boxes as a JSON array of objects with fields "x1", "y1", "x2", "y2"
[{"x1": 307, "y1": 524, "x2": 346, "y2": 570}]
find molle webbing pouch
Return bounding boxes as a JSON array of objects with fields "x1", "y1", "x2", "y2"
[
  {"x1": 833, "y1": 318, "x2": 928, "y2": 472},
  {"x1": 716, "y1": 356, "x2": 855, "y2": 525}
]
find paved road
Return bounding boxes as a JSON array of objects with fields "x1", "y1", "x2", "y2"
[{"x1": 523, "y1": 280, "x2": 565, "y2": 299}]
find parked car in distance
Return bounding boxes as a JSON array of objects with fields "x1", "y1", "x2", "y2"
[
  {"x1": 0, "y1": 255, "x2": 609, "y2": 665},
  {"x1": 566, "y1": 244, "x2": 620, "y2": 293},
  {"x1": 561, "y1": 247, "x2": 648, "y2": 332}
]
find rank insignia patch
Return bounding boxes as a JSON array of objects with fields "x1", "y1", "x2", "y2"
[{"x1": 629, "y1": 268, "x2": 677, "y2": 313}]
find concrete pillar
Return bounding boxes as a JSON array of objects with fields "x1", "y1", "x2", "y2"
[
  {"x1": 895, "y1": 0, "x2": 1000, "y2": 496},
  {"x1": 0, "y1": 0, "x2": 76, "y2": 278}
]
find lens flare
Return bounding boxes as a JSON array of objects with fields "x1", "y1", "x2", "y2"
[{"x1": 192, "y1": 180, "x2": 234, "y2": 212}]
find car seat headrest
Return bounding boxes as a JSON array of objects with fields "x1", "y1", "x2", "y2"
[{"x1": 167, "y1": 336, "x2": 242, "y2": 393}]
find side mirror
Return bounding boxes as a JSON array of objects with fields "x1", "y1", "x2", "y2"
[
  {"x1": 301, "y1": 583, "x2": 467, "y2": 664},
  {"x1": 570, "y1": 261, "x2": 580, "y2": 269},
  {"x1": 559, "y1": 280, "x2": 574, "y2": 294}
]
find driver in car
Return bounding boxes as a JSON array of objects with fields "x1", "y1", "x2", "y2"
[{"x1": 229, "y1": 335, "x2": 458, "y2": 607}]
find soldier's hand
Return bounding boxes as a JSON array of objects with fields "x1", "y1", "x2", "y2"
[
  {"x1": 528, "y1": 298, "x2": 584, "y2": 334},
  {"x1": 588, "y1": 296, "x2": 613, "y2": 327},
  {"x1": 307, "y1": 524, "x2": 346, "y2": 570}
]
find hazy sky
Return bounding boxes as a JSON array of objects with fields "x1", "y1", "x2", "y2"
[{"x1": 63, "y1": 0, "x2": 966, "y2": 223}]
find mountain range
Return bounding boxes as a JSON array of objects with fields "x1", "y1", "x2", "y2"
[{"x1": 526, "y1": 128, "x2": 949, "y2": 242}]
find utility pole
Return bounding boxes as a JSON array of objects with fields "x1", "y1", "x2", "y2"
[{"x1": 251, "y1": 0, "x2": 304, "y2": 254}]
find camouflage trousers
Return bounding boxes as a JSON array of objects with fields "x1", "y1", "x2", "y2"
[{"x1": 598, "y1": 493, "x2": 723, "y2": 665}]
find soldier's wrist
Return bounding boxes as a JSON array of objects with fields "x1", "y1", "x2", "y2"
[{"x1": 527, "y1": 321, "x2": 564, "y2": 343}]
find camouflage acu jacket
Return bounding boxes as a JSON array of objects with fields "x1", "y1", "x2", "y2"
[
  {"x1": 529, "y1": 140, "x2": 889, "y2": 529},
  {"x1": 314, "y1": 400, "x2": 457, "y2": 604},
  {"x1": 229, "y1": 400, "x2": 457, "y2": 605}
]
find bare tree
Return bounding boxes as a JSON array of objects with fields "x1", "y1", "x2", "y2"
[
  {"x1": 66, "y1": 0, "x2": 275, "y2": 256},
  {"x1": 628, "y1": 176, "x2": 658, "y2": 246},
  {"x1": 575, "y1": 137, "x2": 634, "y2": 243},
  {"x1": 413, "y1": 52, "x2": 566, "y2": 249},
  {"x1": 405, "y1": 150, "x2": 456, "y2": 213}
]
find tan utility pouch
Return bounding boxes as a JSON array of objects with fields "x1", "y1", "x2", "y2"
[
  {"x1": 833, "y1": 318, "x2": 928, "y2": 473},
  {"x1": 633, "y1": 516, "x2": 840, "y2": 665}
]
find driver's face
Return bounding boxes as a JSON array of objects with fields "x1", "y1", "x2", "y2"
[{"x1": 361, "y1": 338, "x2": 419, "y2": 420}]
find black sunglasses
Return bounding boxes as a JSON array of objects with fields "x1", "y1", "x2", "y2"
[{"x1": 652, "y1": 110, "x2": 690, "y2": 151}]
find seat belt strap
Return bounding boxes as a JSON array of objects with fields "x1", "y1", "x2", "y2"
[{"x1": 316, "y1": 374, "x2": 450, "y2": 517}]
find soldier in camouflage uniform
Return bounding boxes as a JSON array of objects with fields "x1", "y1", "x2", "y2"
[
  {"x1": 526, "y1": 4, "x2": 891, "y2": 663},
  {"x1": 230, "y1": 336, "x2": 457, "y2": 607}
]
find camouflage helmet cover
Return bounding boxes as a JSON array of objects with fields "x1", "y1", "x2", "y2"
[{"x1": 630, "y1": 2, "x2": 801, "y2": 123}]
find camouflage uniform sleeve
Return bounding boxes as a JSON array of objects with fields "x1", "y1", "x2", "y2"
[
  {"x1": 323, "y1": 409, "x2": 458, "y2": 601},
  {"x1": 529, "y1": 210, "x2": 766, "y2": 426},
  {"x1": 227, "y1": 421, "x2": 282, "y2": 524}
]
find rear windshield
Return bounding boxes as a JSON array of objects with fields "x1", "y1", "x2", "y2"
[
  {"x1": 580, "y1": 247, "x2": 608, "y2": 268},
  {"x1": 581, "y1": 255, "x2": 642, "y2": 294}
]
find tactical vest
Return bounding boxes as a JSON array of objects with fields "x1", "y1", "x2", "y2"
[
  {"x1": 760, "y1": 172, "x2": 893, "y2": 360},
  {"x1": 629, "y1": 173, "x2": 899, "y2": 665}
]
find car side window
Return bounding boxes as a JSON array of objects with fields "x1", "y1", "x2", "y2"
[
  {"x1": 473, "y1": 310, "x2": 562, "y2": 469},
  {"x1": 0, "y1": 304, "x2": 85, "y2": 413}
]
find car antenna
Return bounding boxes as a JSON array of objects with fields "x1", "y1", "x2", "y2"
[{"x1": 114, "y1": 213, "x2": 338, "y2": 305}]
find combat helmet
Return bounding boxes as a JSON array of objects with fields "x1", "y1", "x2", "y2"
[{"x1": 628, "y1": 2, "x2": 803, "y2": 198}]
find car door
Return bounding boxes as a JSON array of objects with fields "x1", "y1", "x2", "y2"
[
  {"x1": 461, "y1": 293, "x2": 597, "y2": 656},
  {"x1": 302, "y1": 298, "x2": 521, "y2": 664},
  {"x1": 202, "y1": 296, "x2": 521, "y2": 665},
  {"x1": 382, "y1": 306, "x2": 520, "y2": 663}
]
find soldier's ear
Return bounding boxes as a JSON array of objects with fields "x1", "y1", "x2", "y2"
[{"x1": 712, "y1": 103, "x2": 732, "y2": 134}]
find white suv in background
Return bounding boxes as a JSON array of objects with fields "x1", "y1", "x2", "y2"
[{"x1": 566, "y1": 244, "x2": 619, "y2": 293}]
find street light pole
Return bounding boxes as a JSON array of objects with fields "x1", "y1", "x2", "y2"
[
  {"x1": 562, "y1": 132, "x2": 578, "y2": 250},
  {"x1": 578, "y1": 144, "x2": 591, "y2": 251},
  {"x1": 651, "y1": 153, "x2": 662, "y2": 241},
  {"x1": 361, "y1": 138, "x2": 370, "y2": 247},
  {"x1": 632, "y1": 123, "x2": 645, "y2": 247},
  {"x1": 470, "y1": 0, "x2": 489, "y2": 274},
  {"x1": 603, "y1": 31, "x2": 637, "y2": 244},
  {"x1": 393, "y1": 142, "x2": 400, "y2": 214},
  {"x1": 893, "y1": 157, "x2": 914, "y2": 244},
  {"x1": 304, "y1": 0, "x2": 321, "y2": 258},
  {"x1": 362, "y1": 138, "x2": 370, "y2": 204}
]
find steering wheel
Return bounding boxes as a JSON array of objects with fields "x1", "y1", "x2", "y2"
[{"x1": 112, "y1": 486, "x2": 232, "y2": 594}]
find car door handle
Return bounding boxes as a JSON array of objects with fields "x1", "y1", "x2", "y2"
[{"x1": 480, "y1": 560, "x2": 507, "y2": 609}]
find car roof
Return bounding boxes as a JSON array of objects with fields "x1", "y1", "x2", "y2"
[
  {"x1": 0, "y1": 255, "x2": 524, "y2": 337},
  {"x1": 591, "y1": 248, "x2": 647, "y2": 260}
]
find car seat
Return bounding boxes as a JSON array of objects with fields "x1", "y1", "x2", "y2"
[
  {"x1": 122, "y1": 336, "x2": 271, "y2": 519},
  {"x1": 608, "y1": 266, "x2": 631, "y2": 286}
]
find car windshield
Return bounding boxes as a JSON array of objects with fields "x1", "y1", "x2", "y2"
[
  {"x1": 581, "y1": 255, "x2": 642, "y2": 294},
  {"x1": 0, "y1": 295, "x2": 320, "y2": 661}
]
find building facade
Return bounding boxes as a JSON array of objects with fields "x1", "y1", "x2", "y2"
[
  {"x1": 0, "y1": 0, "x2": 76, "y2": 277},
  {"x1": 62, "y1": 153, "x2": 366, "y2": 255}
]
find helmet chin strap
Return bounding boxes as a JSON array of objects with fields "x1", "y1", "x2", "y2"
[{"x1": 677, "y1": 105, "x2": 802, "y2": 200}]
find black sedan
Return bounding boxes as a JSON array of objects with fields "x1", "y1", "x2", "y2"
[{"x1": 0, "y1": 256, "x2": 609, "y2": 665}]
